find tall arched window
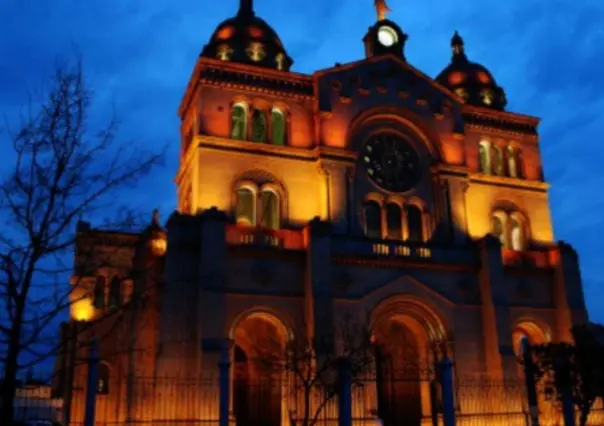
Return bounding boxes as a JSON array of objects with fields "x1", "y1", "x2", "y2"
[
  {"x1": 108, "y1": 277, "x2": 122, "y2": 309},
  {"x1": 235, "y1": 187, "x2": 256, "y2": 226},
  {"x1": 507, "y1": 146, "x2": 520, "y2": 178},
  {"x1": 260, "y1": 189, "x2": 280, "y2": 230},
  {"x1": 491, "y1": 215, "x2": 506, "y2": 247},
  {"x1": 510, "y1": 218, "x2": 524, "y2": 251},
  {"x1": 478, "y1": 141, "x2": 492, "y2": 174},
  {"x1": 271, "y1": 108, "x2": 286, "y2": 146},
  {"x1": 364, "y1": 201, "x2": 382, "y2": 239},
  {"x1": 493, "y1": 146, "x2": 504, "y2": 176},
  {"x1": 231, "y1": 103, "x2": 248, "y2": 140},
  {"x1": 93, "y1": 276, "x2": 105, "y2": 309},
  {"x1": 405, "y1": 205, "x2": 423, "y2": 242},
  {"x1": 97, "y1": 363, "x2": 110, "y2": 395},
  {"x1": 386, "y1": 203, "x2": 402, "y2": 240},
  {"x1": 251, "y1": 109, "x2": 267, "y2": 142}
]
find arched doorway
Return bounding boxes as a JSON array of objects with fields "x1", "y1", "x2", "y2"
[
  {"x1": 374, "y1": 320, "x2": 424, "y2": 426},
  {"x1": 232, "y1": 313, "x2": 289, "y2": 426},
  {"x1": 370, "y1": 296, "x2": 450, "y2": 426}
]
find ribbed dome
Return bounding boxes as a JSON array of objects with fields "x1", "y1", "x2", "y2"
[
  {"x1": 201, "y1": 0, "x2": 293, "y2": 71},
  {"x1": 436, "y1": 32, "x2": 507, "y2": 110}
]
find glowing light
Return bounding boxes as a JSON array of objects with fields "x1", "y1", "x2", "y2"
[
  {"x1": 377, "y1": 25, "x2": 398, "y2": 47},
  {"x1": 246, "y1": 42, "x2": 266, "y2": 62},
  {"x1": 448, "y1": 71, "x2": 465, "y2": 85},
  {"x1": 151, "y1": 235, "x2": 167, "y2": 256},
  {"x1": 477, "y1": 71, "x2": 491, "y2": 84},
  {"x1": 72, "y1": 298, "x2": 94, "y2": 322},
  {"x1": 248, "y1": 26, "x2": 263, "y2": 38},
  {"x1": 216, "y1": 44, "x2": 233, "y2": 61},
  {"x1": 214, "y1": 26, "x2": 234, "y2": 40}
]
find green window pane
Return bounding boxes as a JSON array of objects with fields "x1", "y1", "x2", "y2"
[
  {"x1": 236, "y1": 188, "x2": 255, "y2": 226},
  {"x1": 251, "y1": 109, "x2": 267, "y2": 143},
  {"x1": 231, "y1": 104, "x2": 247, "y2": 140},
  {"x1": 271, "y1": 110, "x2": 286, "y2": 145},
  {"x1": 260, "y1": 190, "x2": 279, "y2": 229}
]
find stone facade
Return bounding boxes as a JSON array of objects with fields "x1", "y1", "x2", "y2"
[{"x1": 58, "y1": 1, "x2": 589, "y2": 426}]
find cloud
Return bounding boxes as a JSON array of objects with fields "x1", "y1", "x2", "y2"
[{"x1": 1, "y1": 0, "x2": 603, "y2": 320}]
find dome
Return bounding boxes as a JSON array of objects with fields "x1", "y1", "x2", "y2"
[
  {"x1": 201, "y1": 0, "x2": 293, "y2": 71},
  {"x1": 436, "y1": 32, "x2": 507, "y2": 110}
]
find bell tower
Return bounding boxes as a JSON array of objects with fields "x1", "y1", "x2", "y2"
[{"x1": 363, "y1": 0, "x2": 408, "y2": 59}]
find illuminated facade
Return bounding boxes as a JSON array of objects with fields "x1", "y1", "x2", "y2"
[{"x1": 60, "y1": 0, "x2": 589, "y2": 425}]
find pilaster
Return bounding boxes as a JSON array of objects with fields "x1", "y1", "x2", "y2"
[
  {"x1": 304, "y1": 218, "x2": 334, "y2": 352},
  {"x1": 478, "y1": 236, "x2": 516, "y2": 379},
  {"x1": 157, "y1": 212, "x2": 202, "y2": 377},
  {"x1": 551, "y1": 242, "x2": 589, "y2": 342}
]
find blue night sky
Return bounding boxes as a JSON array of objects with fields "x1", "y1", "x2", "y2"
[{"x1": 1, "y1": 0, "x2": 603, "y2": 320}]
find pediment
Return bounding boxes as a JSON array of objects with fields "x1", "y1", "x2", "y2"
[{"x1": 314, "y1": 54, "x2": 461, "y2": 116}]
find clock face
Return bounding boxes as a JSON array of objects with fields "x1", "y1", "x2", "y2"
[
  {"x1": 362, "y1": 133, "x2": 421, "y2": 192},
  {"x1": 377, "y1": 25, "x2": 398, "y2": 47}
]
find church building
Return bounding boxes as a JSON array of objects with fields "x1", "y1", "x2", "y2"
[{"x1": 60, "y1": 0, "x2": 588, "y2": 425}]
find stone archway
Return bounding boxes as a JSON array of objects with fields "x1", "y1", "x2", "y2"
[
  {"x1": 370, "y1": 296, "x2": 450, "y2": 426},
  {"x1": 231, "y1": 312, "x2": 290, "y2": 426}
]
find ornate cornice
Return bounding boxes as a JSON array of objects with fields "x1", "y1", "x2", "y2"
[
  {"x1": 461, "y1": 105, "x2": 540, "y2": 137},
  {"x1": 179, "y1": 58, "x2": 314, "y2": 117}
]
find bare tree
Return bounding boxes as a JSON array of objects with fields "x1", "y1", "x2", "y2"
[
  {"x1": 0, "y1": 60, "x2": 164, "y2": 424},
  {"x1": 250, "y1": 315, "x2": 375, "y2": 426}
]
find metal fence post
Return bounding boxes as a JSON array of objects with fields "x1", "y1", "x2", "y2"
[
  {"x1": 439, "y1": 357, "x2": 456, "y2": 426},
  {"x1": 83, "y1": 338, "x2": 99, "y2": 426},
  {"x1": 338, "y1": 357, "x2": 352, "y2": 426},
  {"x1": 522, "y1": 341, "x2": 540, "y2": 426},
  {"x1": 218, "y1": 345, "x2": 231, "y2": 426}
]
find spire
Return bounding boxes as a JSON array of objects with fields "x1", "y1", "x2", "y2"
[
  {"x1": 375, "y1": 0, "x2": 391, "y2": 21},
  {"x1": 451, "y1": 31, "x2": 467, "y2": 61},
  {"x1": 238, "y1": 0, "x2": 254, "y2": 17}
]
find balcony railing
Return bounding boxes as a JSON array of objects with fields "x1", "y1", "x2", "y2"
[
  {"x1": 502, "y1": 248, "x2": 551, "y2": 269},
  {"x1": 331, "y1": 236, "x2": 480, "y2": 265},
  {"x1": 226, "y1": 225, "x2": 305, "y2": 250}
]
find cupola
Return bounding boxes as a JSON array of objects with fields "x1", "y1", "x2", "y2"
[
  {"x1": 436, "y1": 31, "x2": 507, "y2": 110},
  {"x1": 201, "y1": 0, "x2": 293, "y2": 71}
]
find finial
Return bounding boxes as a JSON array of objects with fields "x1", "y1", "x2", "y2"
[
  {"x1": 451, "y1": 31, "x2": 466, "y2": 60},
  {"x1": 152, "y1": 209, "x2": 160, "y2": 226},
  {"x1": 375, "y1": 0, "x2": 391, "y2": 21},
  {"x1": 238, "y1": 0, "x2": 254, "y2": 17}
]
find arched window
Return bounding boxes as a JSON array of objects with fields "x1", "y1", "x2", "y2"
[
  {"x1": 364, "y1": 201, "x2": 382, "y2": 239},
  {"x1": 405, "y1": 205, "x2": 423, "y2": 242},
  {"x1": 507, "y1": 146, "x2": 520, "y2": 178},
  {"x1": 386, "y1": 203, "x2": 402, "y2": 240},
  {"x1": 493, "y1": 145, "x2": 504, "y2": 176},
  {"x1": 271, "y1": 108, "x2": 286, "y2": 146},
  {"x1": 478, "y1": 141, "x2": 491, "y2": 174},
  {"x1": 93, "y1": 276, "x2": 105, "y2": 309},
  {"x1": 491, "y1": 215, "x2": 506, "y2": 247},
  {"x1": 510, "y1": 218, "x2": 524, "y2": 251},
  {"x1": 108, "y1": 277, "x2": 122, "y2": 309},
  {"x1": 260, "y1": 189, "x2": 280, "y2": 230},
  {"x1": 97, "y1": 363, "x2": 110, "y2": 395},
  {"x1": 231, "y1": 103, "x2": 248, "y2": 140},
  {"x1": 251, "y1": 109, "x2": 267, "y2": 142},
  {"x1": 235, "y1": 187, "x2": 256, "y2": 226}
]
